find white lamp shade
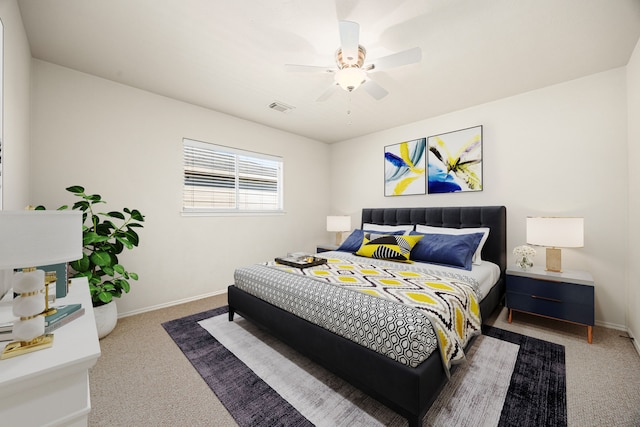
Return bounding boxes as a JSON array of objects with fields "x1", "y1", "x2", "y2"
[
  {"x1": 526, "y1": 217, "x2": 584, "y2": 248},
  {"x1": 326, "y1": 215, "x2": 352, "y2": 232},
  {"x1": 0, "y1": 211, "x2": 83, "y2": 269}
]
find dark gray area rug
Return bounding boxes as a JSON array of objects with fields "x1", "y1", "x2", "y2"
[{"x1": 162, "y1": 306, "x2": 566, "y2": 427}]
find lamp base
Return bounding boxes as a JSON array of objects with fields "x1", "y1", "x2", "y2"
[
  {"x1": 0, "y1": 334, "x2": 54, "y2": 360},
  {"x1": 42, "y1": 307, "x2": 58, "y2": 316},
  {"x1": 545, "y1": 247, "x2": 562, "y2": 272}
]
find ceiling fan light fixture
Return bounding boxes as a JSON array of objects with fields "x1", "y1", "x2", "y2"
[{"x1": 334, "y1": 67, "x2": 367, "y2": 92}]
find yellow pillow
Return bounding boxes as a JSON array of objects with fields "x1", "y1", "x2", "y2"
[{"x1": 355, "y1": 233, "x2": 423, "y2": 262}]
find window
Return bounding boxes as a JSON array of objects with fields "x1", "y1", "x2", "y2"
[{"x1": 183, "y1": 138, "x2": 283, "y2": 213}]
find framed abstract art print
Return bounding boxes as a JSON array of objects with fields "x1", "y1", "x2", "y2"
[
  {"x1": 384, "y1": 138, "x2": 426, "y2": 196},
  {"x1": 427, "y1": 125, "x2": 483, "y2": 194}
]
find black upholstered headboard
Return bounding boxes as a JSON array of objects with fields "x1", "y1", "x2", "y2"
[{"x1": 361, "y1": 206, "x2": 507, "y2": 274}]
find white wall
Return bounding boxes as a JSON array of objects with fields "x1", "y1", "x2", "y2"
[
  {"x1": 331, "y1": 69, "x2": 628, "y2": 328},
  {"x1": 29, "y1": 60, "x2": 331, "y2": 316},
  {"x1": 0, "y1": 0, "x2": 31, "y2": 209},
  {"x1": 627, "y1": 38, "x2": 640, "y2": 346}
]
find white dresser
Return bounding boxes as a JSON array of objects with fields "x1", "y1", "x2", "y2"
[{"x1": 0, "y1": 277, "x2": 101, "y2": 426}]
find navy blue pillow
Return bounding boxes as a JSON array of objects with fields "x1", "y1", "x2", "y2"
[
  {"x1": 409, "y1": 231, "x2": 484, "y2": 270},
  {"x1": 337, "y1": 229, "x2": 406, "y2": 252}
]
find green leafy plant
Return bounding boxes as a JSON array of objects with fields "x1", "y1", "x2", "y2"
[{"x1": 36, "y1": 186, "x2": 144, "y2": 306}]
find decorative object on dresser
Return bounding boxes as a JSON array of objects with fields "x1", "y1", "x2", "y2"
[
  {"x1": 506, "y1": 266, "x2": 595, "y2": 343},
  {"x1": 526, "y1": 216, "x2": 584, "y2": 272},
  {"x1": 36, "y1": 185, "x2": 145, "y2": 338},
  {"x1": 37, "y1": 262, "x2": 69, "y2": 299},
  {"x1": 326, "y1": 215, "x2": 351, "y2": 245},
  {"x1": 427, "y1": 125, "x2": 483, "y2": 194},
  {"x1": 0, "y1": 210, "x2": 82, "y2": 359}
]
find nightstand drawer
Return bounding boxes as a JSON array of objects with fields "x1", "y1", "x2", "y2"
[
  {"x1": 507, "y1": 275, "x2": 593, "y2": 305},
  {"x1": 506, "y1": 292, "x2": 594, "y2": 325}
]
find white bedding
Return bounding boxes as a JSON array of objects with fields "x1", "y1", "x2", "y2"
[{"x1": 419, "y1": 258, "x2": 501, "y2": 299}]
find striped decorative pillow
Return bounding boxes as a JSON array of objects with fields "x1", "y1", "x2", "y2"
[{"x1": 355, "y1": 233, "x2": 423, "y2": 262}]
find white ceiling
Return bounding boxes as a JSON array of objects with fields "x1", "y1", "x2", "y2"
[{"x1": 17, "y1": 0, "x2": 640, "y2": 143}]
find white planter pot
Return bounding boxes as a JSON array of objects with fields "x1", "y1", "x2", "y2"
[{"x1": 93, "y1": 300, "x2": 118, "y2": 339}]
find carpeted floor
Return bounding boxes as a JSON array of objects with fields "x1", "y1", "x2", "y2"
[
  {"x1": 88, "y1": 294, "x2": 640, "y2": 426},
  {"x1": 162, "y1": 306, "x2": 567, "y2": 426}
]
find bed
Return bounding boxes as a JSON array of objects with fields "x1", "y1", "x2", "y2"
[{"x1": 228, "y1": 206, "x2": 506, "y2": 426}]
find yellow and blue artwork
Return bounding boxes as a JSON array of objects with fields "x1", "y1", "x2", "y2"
[
  {"x1": 384, "y1": 138, "x2": 426, "y2": 196},
  {"x1": 427, "y1": 125, "x2": 483, "y2": 193}
]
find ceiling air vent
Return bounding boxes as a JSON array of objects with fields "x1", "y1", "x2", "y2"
[{"x1": 268, "y1": 101, "x2": 295, "y2": 113}]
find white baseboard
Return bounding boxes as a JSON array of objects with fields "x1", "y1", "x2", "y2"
[
  {"x1": 627, "y1": 327, "x2": 640, "y2": 356},
  {"x1": 117, "y1": 288, "x2": 228, "y2": 319},
  {"x1": 589, "y1": 321, "x2": 639, "y2": 355},
  {"x1": 594, "y1": 319, "x2": 627, "y2": 331}
]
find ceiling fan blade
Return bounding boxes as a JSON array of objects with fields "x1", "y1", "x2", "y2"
[
  {"x1": 361, "y1": 79, "x2": 389, "y2": 100},
  {"x1": 339, "y1": 20, "x2": 360, "y2": 65},
  {"x1": 368, "y1": 47, "x2": 422, "y2": 72},
  {"x1": 316, "y1": 84, "x2": 340, "y2": 102},
  {"x1": 285, "y1": 64, "x2": 335, "y2": 73}
]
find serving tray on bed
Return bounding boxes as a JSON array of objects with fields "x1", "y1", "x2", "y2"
[{"x1": 275, "y1": 255, "x2": 327, "y2": 269}]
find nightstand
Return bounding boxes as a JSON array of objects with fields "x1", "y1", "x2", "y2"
[
  {"x1": 506, "y1": 266, "x2": 595, "y2": 343},
  {"x1": 316, "y1": 244, "x2": 339, "y2": 253}
]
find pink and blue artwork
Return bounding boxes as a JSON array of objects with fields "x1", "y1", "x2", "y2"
[
  {"x1": 384, "y1": 138, "x2": 426, "y2": 196},
  {"x1": 428, "y1": 126, "x2": 483, "y2": 194}
]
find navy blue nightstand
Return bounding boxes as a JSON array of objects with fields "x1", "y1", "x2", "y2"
[{"x1": 506, "y1": 266, "x2": 595, "y2": 343}]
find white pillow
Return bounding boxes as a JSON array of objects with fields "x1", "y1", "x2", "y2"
[
  {"x1": 415, "y1": 225, "x2": 490, "y2": 265},
  {"x1": 362, "y1": 223, "x2": 414, "y2": 235}
]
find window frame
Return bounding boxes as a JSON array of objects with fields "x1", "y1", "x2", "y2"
[{"x1": 182, "y1": 138, "x2": 284, "y2": 216}]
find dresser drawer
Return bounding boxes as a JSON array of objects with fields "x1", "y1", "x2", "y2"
[{"x1": 506, "y1": 275, "x2": 593, "y2": 305}]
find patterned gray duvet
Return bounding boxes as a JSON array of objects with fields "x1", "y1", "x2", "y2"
[{"x1": 234, "y1": 253, "x2": 483, "y2": 370}]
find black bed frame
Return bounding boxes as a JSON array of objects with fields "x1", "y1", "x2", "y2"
[{"x1": 228, "y1": 206, "x2": 506, "y2": 427}]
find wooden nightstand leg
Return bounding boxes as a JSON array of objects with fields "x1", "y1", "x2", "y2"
[
  {"x1": 587, "y1": 326, "x2": 593, "y2": 344},
  {"x1": 508, "y1": 309, "x2": 512, "y2": 323}
]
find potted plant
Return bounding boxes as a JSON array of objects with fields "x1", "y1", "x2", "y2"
[{"x1": 36, "y1": 185, "x2": 144, "y2": 338}]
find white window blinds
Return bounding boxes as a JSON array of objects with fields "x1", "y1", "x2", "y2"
[{"x1": 183, "y1": 138, "x2": 283, "y2": 213}]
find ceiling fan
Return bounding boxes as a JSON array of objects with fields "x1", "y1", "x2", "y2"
[{"x1": 285, "y1": 20, "x2": 422, "y2": 101}]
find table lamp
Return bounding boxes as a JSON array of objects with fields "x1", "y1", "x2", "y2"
[
  {"x1": 526, "y1": 216, "x2": 584, "y2": 272},
  {"x1": 0, "y1": 211, "x2": 82, "y2": 360},
  {"x1": 326, "y1": 215, "x2": 352, "y2": 246}
]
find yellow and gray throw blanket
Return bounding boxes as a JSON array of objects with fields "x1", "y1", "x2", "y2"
[{"x1": 266, "y1": 255, "x2": 481, "y2": 372}]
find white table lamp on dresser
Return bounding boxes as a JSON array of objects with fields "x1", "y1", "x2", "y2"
[
  {"x1": 0, "y1": 210, "x2": 102, "y2": 426},
  {"x1": 0, "y1": 211, "x2": 82, "y2": 359}
]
